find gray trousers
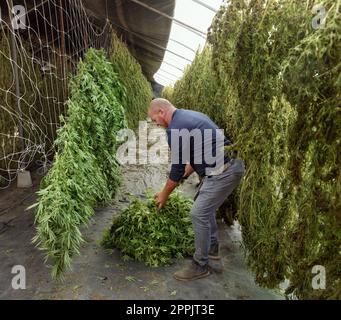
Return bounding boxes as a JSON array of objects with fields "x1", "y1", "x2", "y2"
[{"x1": 191, "y1": 159, "x2": 245, "y2": 266}]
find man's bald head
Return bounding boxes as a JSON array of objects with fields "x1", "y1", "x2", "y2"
[
  {"x1": 149, "y1": 98, "x2": 173, "y2": 112},
  {"x1": 148, "y1": 98, "x2": 177, "y2": 128}
]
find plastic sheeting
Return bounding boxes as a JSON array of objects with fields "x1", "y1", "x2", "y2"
[
  {"x1": 0, "y1": 0, "x2": 175, "y2": 82},
  {"x1": 83, "y1": 0, "x2": 175, "y2": 82}
]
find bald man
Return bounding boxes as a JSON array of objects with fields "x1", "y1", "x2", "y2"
[{"x1": 148, "y1": 98, "x2": 245, "y2": 281}]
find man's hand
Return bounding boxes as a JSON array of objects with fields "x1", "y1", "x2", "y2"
[
  {"x1": 182, "y1": 164, "x2": 194, "y2": 179},
  {"x1": 154, "y1": 178, "x2": 179, "y2": 211},
  {"x1": 154, "y1": 191, "x2": 169, "y2": 211}
]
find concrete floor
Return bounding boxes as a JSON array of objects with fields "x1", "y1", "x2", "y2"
[{"x1": 0, "y1": 164, "x2": 283, "y2": 300}]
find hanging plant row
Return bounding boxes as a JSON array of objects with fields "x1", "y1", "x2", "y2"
[{"x1": 163, "y1": 0, "x2": 340, "y2": 299}]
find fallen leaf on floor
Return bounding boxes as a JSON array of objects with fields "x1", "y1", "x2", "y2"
[
  {"x1": 140, "y1": 286, "x2": 150, "y2": 292},
  {"x1": 72, "y1": 285, "x2": 82, "y2": 291},
  {"x1": 125, "y1": 276, "x2": 137, "y2": 282},
  {"x1": 105, "y1": 249, "x2": 114, "y2": 255},
  {"x1": 170, "y1": 290, "x2": 177, "y2": 296}
]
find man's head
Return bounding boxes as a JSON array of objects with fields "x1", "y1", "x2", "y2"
[{"x1": 148, "y1": 98, "x2": 177, "y2": 128}]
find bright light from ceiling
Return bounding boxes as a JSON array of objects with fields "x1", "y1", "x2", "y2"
[{"x1": 154, "y1": 0, "x2": 224, "y2": 87}]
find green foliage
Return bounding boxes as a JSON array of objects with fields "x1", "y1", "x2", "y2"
[
  {"x1": 0, "y1": 34, "x2": 17, "y2": 176},
  {"x1": 161, "y1": 85, "x2": 174, "y2": 102},
  {"x1": 0, "y1": 32, "x2": 65, "y2": 181},
  {"x1": 169, "y1": 46, "x2": 226, "y2": 129},
  {"x1": 0, "y1": 26, "x2": 152, "y2": 187},
  {"x1": 30, "y1": 48, "x2": 127, "y2": 278},
  {"x1": 170, "y1": 0, "x2": 341, "y2": 299},
  {"x1": 102, "y1": 191, "x2": 194, "y2": 267},
  {"x1": 108, "y1": 31, "x2": 152, "y2": 129}
]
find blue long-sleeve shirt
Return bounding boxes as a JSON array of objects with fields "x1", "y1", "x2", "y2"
[{"x1": 166, "y1": 109, "x2": 231, "y2": 182}]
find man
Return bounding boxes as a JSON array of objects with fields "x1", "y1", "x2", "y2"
[{"x1": 148, "y1": 98, "x2": 245, "y2": 281}]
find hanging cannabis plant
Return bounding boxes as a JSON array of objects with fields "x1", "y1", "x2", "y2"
[
  {"x1": 109, "y1": 31, "x2": 152, "y2": 129},
  {"x1": 168, "y1": 0, "x2": 340, "y2": 299},
  {"x1": 29, "y1": 48, "x2": 127, "y2": 278}
]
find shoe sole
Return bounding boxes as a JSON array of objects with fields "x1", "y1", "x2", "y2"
[
  {"x1": 208, "y1": 255, "x2": 221, "y2": 260},
  {"x1": 173, "y1": 271, "x2": 210, "y2": 282}
]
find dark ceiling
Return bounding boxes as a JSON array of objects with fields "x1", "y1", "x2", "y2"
[
  {"x1": 83, "y1": 0, "x2": 176, "y2": 82},
  {"x1": 0, "y1": 0, "x2": 175, "y2": 83}
]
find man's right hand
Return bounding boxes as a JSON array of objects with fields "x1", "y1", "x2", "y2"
[{"x1": 154, "y1": 191, "x2": 169, "y2": 211}]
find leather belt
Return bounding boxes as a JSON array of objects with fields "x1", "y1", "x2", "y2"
[{"x1": 207, "y1": 159, "x2": 233, "y2": 178}]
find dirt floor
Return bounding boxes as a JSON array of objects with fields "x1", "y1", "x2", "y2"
[{"x1": 0, "y1": 163, "x2": 284, "y2": 300}]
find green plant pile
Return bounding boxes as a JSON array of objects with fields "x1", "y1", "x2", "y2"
[
  {"x1": 108, "y1": 31, "x2": 152, "y2": 129},
  {"x1": 102, "y1": 191, "x2": 194, "y2": 267},
  {"x1": 166, "y1": 0, "x2": 340, "y2": 299},
  {"x1": 29, "y1": 48, "x2": 127, "y2": 278}
]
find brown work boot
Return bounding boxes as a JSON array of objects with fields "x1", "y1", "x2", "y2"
[
  {"x1": 173, "y1": 260, "x2": 210, "y2": 281},
  {"x1": 208, "y1": 243, "x2": 221, "y2": 260}
]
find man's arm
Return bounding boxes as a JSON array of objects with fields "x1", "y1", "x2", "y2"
[{"x1": 156, "y1": 129, "x2": 192, "y2": 210}]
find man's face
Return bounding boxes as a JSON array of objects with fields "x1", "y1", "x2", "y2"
[{"x1": 148, "y1": 108, "x2": 167, "y2": 128}]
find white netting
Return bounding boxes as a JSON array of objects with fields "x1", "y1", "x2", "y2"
[{"x1": 0, "y1": 0, "x2": 112, "y2": 188}]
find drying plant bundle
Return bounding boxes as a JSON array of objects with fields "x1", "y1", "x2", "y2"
[
  {"x1": 102, "y1": 191, "x2": 194, "y2": 267},
  {"x1": 165, "y1": 0, "x2": 340, "y2": 299},
  {"x1": 30, "y1": 49, "x2": 127, "y2": 278}
]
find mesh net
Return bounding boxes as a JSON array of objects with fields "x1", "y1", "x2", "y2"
[{"x1": 0, "y1": 0, "x2": 173, "y2": 188}]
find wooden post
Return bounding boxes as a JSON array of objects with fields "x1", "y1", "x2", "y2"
[
  {"x1": 9, "y1": 1, "x2": 24, "y2": 154},
  {"x1": 58, "y1": 0, "x2": 67, "y2": 97}
]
